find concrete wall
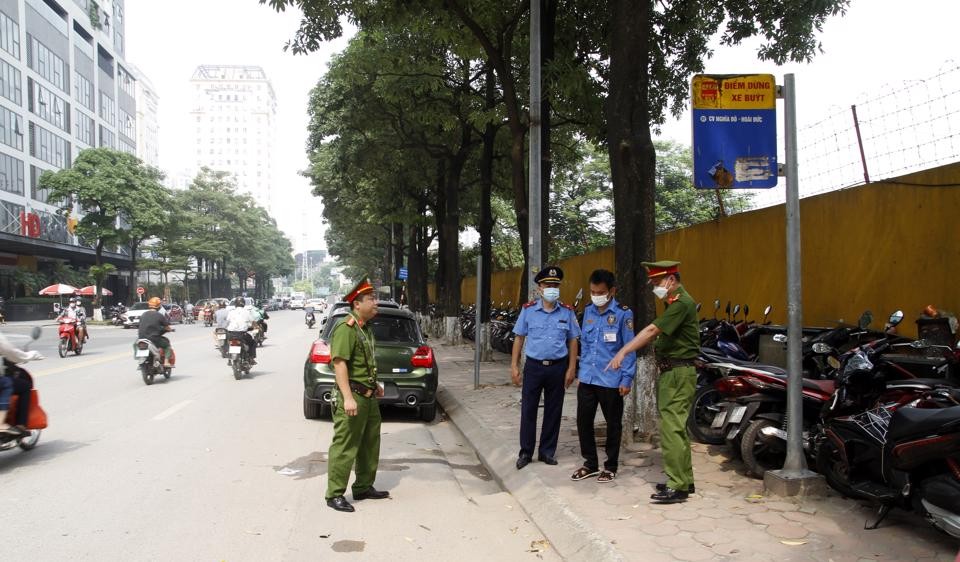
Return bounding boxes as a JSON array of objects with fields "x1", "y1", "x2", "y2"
[{"x1": 450, "y1": 161, "x2": 960, "y2": 338}]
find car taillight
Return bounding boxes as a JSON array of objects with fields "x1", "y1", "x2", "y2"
[
  {"x1": 310, "y1": 340, "x2": 332, "y2": 364},
  {"x1": 137, "y1": 341, "x2": 149, "y2": 350},
  {"x1": 229, "y1": 339, "x2": 242, "y2": 346},
  {"x1": 411, "y1": 345, "x2": 434, "y2": 368}
]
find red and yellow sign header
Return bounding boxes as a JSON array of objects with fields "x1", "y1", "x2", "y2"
[{"x1": 692, "y1": 74, "x2": 776, "y2": 110}]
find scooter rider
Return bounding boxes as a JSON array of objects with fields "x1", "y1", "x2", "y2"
[
  {"x1": 226, "y1": 297, "x2": 257, "y2": 364},
  {"x1": 0, "y1": 330, "x2": 43, "y2": 436},
  {"x1": 73, "y1": 298, "x2": 89, "y2": 342},
  {"x1": 305, "y1": 306, "x2": 316, "y2": 327},
  {"x1": 57, "y1": 299, "x2": 81, "y2": 349},
  {"x1": 138, "y1": 297, "x2": 175, "y2": 368}
]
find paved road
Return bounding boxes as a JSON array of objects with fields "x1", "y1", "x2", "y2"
[{"x1": 0, "y1": 312, "x2": 557, "y2": 561}]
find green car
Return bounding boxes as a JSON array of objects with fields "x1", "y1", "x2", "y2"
[{"x1": 303, "y1": 306, "x2": 439, "y2": 422}]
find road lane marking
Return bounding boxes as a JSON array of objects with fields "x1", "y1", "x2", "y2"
[
  {"x1": 30, "y1": 332, "x2": 212, "y2": 378},
  {"x1": 152, "y1": 400, "x2": 194, "y2": 421}
]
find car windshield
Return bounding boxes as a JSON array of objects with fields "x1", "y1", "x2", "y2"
[
  {"x1": 130, "y1": 302, "x2": 150, "y2": 310},
  {"x1": 323, "y1": 314, "x2": 420, "y2": 344}
]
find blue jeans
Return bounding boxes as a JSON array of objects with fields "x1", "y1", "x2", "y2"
[{"x1": 0, "y1": 375, "x2": 11, "y2": 410}]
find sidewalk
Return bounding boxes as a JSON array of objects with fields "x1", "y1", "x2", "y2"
[{"x1": 434, "y1": 343, "x2": 959, "y2": 562}]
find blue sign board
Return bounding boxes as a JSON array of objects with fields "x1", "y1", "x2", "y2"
[
  {"x1": 398, "y1": 267, "x2": 408, "y2": 281},
  {"x1": 692, "y1": 74, "x2": 778, "y2": 189}
]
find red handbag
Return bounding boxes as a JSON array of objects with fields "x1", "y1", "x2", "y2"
[{"x1": 5, "y1": 390, "x2": 48, "y2": 430}]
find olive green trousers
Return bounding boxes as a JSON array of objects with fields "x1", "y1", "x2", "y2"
[
  {"x1": 325, "y1": 391, "x2": 382, "y2": 499},
  {"x1": 656, "y1": 366, "x2": 697, "y2": 491}
]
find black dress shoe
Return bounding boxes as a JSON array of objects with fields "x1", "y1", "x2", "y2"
[
  {"x1": 656, "y1": 482, "x2": 695, "y2": 494},
  {"x1": 353, "y1": 486, "x2": 390, "y2": 501},
  {"x1": 326, "y1": 496, "x2": 355, "y2": 512},
  {"x1": 516, "y1": 456, "x2": 532, "y2": 470},
  {"x1": 537, "y1": 455, "x2": 558, "y2": 465},
  {"x1": 650, "y1": 488, "x2": 689, "y2": 504}
]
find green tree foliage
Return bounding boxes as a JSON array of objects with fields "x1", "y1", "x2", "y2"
[{"x1": 40, "y1": 148, "x2": 169, "y2": 305}]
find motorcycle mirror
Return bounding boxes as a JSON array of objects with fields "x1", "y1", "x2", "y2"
[
  {"x1": 714, "y1": 299, "x2": 720, "y2": 311},
  {"x1": 725, "y1": 301, "x2": 731, "y2": 315},
  {"x1": 828, "y1": 356, "x2": 841, "y2": 370},
  {"x1": 858, "y1": 310, "x2": 873, "y2": 330},
  {"x1": 696, "y1": 302, "x2": 702, "y2": 313},
  {"x1": 744, "y1": 304, "x2": 750, "y2": 318},
  {"x1": 733, "y1": 304, "x2": 741, "y2": 317},
  {"x1": 773, "y1": 334, "x2": 788, "y2": 343},
  {"x1": 888, "y1": 310, "x2": 904, "y2": 327},
  {"x1": 763, "y1": 305, "x2": 772, "y2": 317},
  {"x1": 812, "y1": 343, "x2": 832, "y2": 354},
  {"x1": 911, "y1": 339, "x2": 928, "y2": 349},
  {"x1": 30, "y1": 326, "x2": 41, "y2": 340}
]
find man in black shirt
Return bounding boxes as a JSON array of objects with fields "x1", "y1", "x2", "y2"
[{"x1": 138, "y1": 297, "x2": 175, "y2": 368}]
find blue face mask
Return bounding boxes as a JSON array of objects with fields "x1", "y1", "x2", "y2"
[{"x1": 542, "y1": 287, "x2": 560, "y2": 303}]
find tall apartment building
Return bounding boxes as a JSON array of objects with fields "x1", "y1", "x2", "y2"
[
  {"x1": 188, "y1": 65, "x2": 276, "y2": 213},
  {"x1": 0, "y1": 0, "x2": 143, "y2": 298},
  {"x1": 129, "y1": 63, "x2": 157, "y2": 167}
]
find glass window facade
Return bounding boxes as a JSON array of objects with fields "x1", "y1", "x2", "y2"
[
  {"x1": 73, "y1": 108, "x2": 93, "y2": 145},
  {"x1": 0, "y1": 11, "x2": 20, "y2": 59},
  {"x1": 28, "y1": 78, "x2": 70, "y2": 133},
  {"x1": 29, "y1": 122, "x2": 70, "y2": 168},
  {"x1": 73, "y1": 71, "x2": 93, "y2": 110},
  {"x1": 0, "y1": 150, "x2": 24, "y2": 194},
  {"x1": 0, "y1": 59, "x2": 21, "y2": 106},
  {"x1": 27, "y1": 35, "x2": 69, "y2": 94},
  {"x1": 98, "y1": 90, "x2": 114, "y2": 125},
  {"x1": 0, "y1": 105, "x2": 23, "y2": 151},
  {"x1": 98, "y1": 124, "x2": 114, "y2": 148}
]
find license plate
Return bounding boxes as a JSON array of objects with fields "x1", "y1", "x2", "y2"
[
  {"x1": 135, "y1": 349, "x2": 149, "y2": 357},
  {"x1": 728, "y1": 405, "x2": 747, "y2": 424},
  {"x1": 711, "y1": 409, "x2": 728, "y2": 429},
  {"x1": 216, "y1": 335, "x2": 226, "y2": 340},
  {"x1": 727, "y1": 427, "x2": 741, "y2": 440},
  {"x1": 229, "y1": 346, "x2": 241, "y2": 354}
]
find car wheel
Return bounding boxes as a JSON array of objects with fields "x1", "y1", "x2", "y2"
[
  {"x1": 419, "y1": 403, "x2": 437, "y2": 422},
  {"x1": 304, "y1": 396, "x2": 322, "y2": 419}
]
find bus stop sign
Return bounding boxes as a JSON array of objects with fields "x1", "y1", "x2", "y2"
[{"x1": 692, "y1": 74, "x2": 778, "y2": 189}]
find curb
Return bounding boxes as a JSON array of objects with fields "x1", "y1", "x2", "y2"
[{"x1": 437, "y1": 385, "x2": 624, "y2": 562}]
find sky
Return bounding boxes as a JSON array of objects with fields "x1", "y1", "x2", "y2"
[{"x1": 124, "y1": 0, "x2": 958, "y2": 255}]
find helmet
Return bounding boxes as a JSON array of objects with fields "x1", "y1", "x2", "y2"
[
  {"x1": 234, "y1": 297, "x2": 245, "y2": 308},
  {"x1": 219, "y1": 301, "x2": 227, "y2": 309},
  {"x1": 148, "y1": 297, "x2": 162, "y2": 309}
]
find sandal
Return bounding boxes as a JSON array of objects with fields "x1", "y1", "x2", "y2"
[
  {"x1": 570, "y1": 466, "x2": 600, "y2": 481},
  {"x1": 597, "y1": 470, "x2": 616, "y2": 483}
]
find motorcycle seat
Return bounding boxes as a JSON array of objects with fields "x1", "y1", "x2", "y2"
[
  {"x1": 887, "y1": 405, "x2": 960, "y2": 443},
  {"x1": 701, "y1": 352, "x2": 788, "y2": 377},
  {"x1": 885, "y1": 378, "x2": 957, "y2": 391},
  {"x1": 802, "y1": 379, "x2": 835, "y2": 395}
]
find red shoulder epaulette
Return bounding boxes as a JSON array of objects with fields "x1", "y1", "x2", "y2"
[
  {"x1": 523, "y1": 300, "x2": 536, "y2": 308},
  {"x1": 345, "y1": 316, "x2": 356, "y2": 326},
  {"x1": 561, "y1": 302, "x2": 574, "y2": 310},
  {"x1": 666, "y1": 294, "x2": 680, "y2": 305}
]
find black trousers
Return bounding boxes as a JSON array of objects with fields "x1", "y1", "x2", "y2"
[
  {"x1": 519, "y1": 358, "x2": 567, "y2": 459},
  {"x1": 576, "y1": 382, "x2": 624, "y2": 472},
  {"x1": 11, "y1": 375, "x2": 32, "y2": 426},
  {"x1": 227, "y1": 331, "x2": 257, "y2": 358}
]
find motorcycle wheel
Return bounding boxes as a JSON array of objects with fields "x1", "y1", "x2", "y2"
[
  {"x1": 686, "y1": 385, "x2": 726, "y2": 445},
  {"x1": 233, "y1": 361, "x2": 242, "y2": 380},
  {"x1": 58, "y1": 338, "x2": 67, "y2": 358},
  {"x1": 163, "y1": 367, "x2": 171, "y2": 380},
  {"x1": 816, "y1": 437, "x2": 859, "y2": 498},
  {"x1": 141, "y1": 365, "x2": 155, "y2": 386},
  {"x1": 18, "y1": 429, "x2": 41, "y2": 450},
  {"x1": 740, "y1": 418, "x2": 787, "y2": 479},
  {"x1": 75, "y1": 341, "x2": 83, "y2": 355}
]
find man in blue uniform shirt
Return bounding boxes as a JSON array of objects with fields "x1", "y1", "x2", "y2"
[
  {"x1": 570, "y1": 269, "x2": 636, "y2": 483},
  {"x1": 511, "y1": 265, "x2": 581, "y2": 470}
]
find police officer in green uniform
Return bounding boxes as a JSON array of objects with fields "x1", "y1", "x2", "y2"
[
  {"x1": 325, "y1": 278, "x2": 390, "y2": 513},
  {"x1": 608, "y1": 260, "x2": 700, "y2": 504}
]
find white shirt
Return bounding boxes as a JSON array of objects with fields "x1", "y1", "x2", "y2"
[{"x1": 226, "y1": 307, "x2": 252, "y2": 332}]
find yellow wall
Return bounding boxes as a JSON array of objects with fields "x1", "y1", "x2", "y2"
[{"x1": 448, "y1": 162, "x2": 960, "y2": 338}]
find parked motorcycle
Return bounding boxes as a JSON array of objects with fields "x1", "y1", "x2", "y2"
[
  {"x1": 133, "y1": 338, "x2": 171, "y2": 385},
  {"x1": 227, "y1": 332, "x2": 252, "y2": 380},
  {"x1": 57, "y1": 317, "x2": 83, "y2": 357},
  {"x1": 816, "y1": 344, "x2": 960, "y2": 538},
  {"x1": 1, "y1": 327, "x2": 45, "y2": 453}
]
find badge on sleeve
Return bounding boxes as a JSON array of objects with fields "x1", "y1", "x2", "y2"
[{"x1": 627, "y1": 318, "x2": 633, "y2": 330}]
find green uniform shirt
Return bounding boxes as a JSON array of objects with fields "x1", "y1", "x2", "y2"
[
  {"x1": 652, "y1": 285, "x2": 699, "y2": 359},
  {"x1": 329, "y1": 312, "x2": 378, "y2": 388}
]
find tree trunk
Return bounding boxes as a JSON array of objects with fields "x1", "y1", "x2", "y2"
[
  {"x1": 434, "y1": 160, "x2": 447, "y2": 312},
  {"x1": 128, "y1": 240, "x2": 138, "y2": 304},
  {"x1": 607, "y1": 0, "x2": 658, "y2": 441},
  {"x1": 441, "y1": 152, "x2": 466, "y2": 345}
]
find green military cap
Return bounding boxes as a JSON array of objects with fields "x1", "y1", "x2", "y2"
[{"x1": 641, "y1": 260, "x2": 681, "y2": 279}]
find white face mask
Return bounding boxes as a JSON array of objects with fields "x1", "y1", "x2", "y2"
[
  {"x1": 591, "y1": 294, "x2": 609, "y2": 308},
  {"x1": 541, "y1": 287, "x2": 560, "y2": 303},
  {"x1": 652, "y1": 284, "x2": 669, "y2": 300}
]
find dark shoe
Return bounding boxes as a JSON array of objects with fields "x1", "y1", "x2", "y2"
[
  {"x1": 516, "y1": 456, "x2": 532, "y2": 470},
  {"x1": 0, "y1": 426, "x2": 24, "y2": 436},
  {"x1": 537, "y1": 454, "x2": 558, "y2": 465},
  {"x1": 650, "y1": 488, "x2": 689, "y2": 504},
  {"x1": 326, "y1": 496, "x2": 355, "y2": 512},
  {"x1": 353, "y1": 487, "x2": 390, "y2": 501},
  {"x1": 656, "y1": 482, "x2": 695, "y2": 494}
]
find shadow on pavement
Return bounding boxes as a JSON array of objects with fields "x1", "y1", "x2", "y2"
[{"x1": 0, "y1": 439, "x2": 89, "y2": 473}]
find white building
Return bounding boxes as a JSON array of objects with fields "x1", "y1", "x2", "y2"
[
  {"x1": 0, "y1": 0, "x2": 144, "y2": 298},
  {"x1": 188, "y1": 64, "x2": 277, "y2": 213},
  {"x1": 128, "y1": 63, "x2": 157, "y2": 167}
]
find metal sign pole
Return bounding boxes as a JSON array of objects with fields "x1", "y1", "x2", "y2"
[
  {"x1": 474, "y1": 258, "x2": 482, "y2": 389},
  {"x1": 782, "y1": 73, "x2": 806, "y2": 473},
  {"x1": 527, "y1": 0, "x2": 542, "y2": 298}
]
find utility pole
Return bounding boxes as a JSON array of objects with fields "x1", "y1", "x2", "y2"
[{"x1": 527, "y1": 0, "x2": 542, "y2": 296}]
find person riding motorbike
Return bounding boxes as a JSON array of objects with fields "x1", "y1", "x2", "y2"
[
  {"x1": 304, "y1": 306, "x2": 316, "y2": 328},
  {"x1": 138, "y1": 297, "x2": 175, "y2": 368},
  {"x1": 226, "y1": 297, "x2": 257, "y2": 365},
  {"x1": 246, "y1": 303, "x2": 266, "y2": 340},
  {"x1": 73, "y1": 298, "x2": 89, "y2": 342},
  {"x1": 0, "y1": 331, "x2": 43, "y2": 436},
  {"x1": 57, "y1": 299, "x2": 81, "y2": 350},
  {"x1": 213, "y1": 301, "x2": 231, "y2": 355}
]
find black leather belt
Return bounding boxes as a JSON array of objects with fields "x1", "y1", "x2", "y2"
[
  {"x1": 528, "y1": 356, "x2": 568, "y2": 366},
  {"x1": 656, "y1": 357, "x2": 698, "y2": 371},
  {"x1": 349, "y1": 381, "x2": 376, "y2": 398}
]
